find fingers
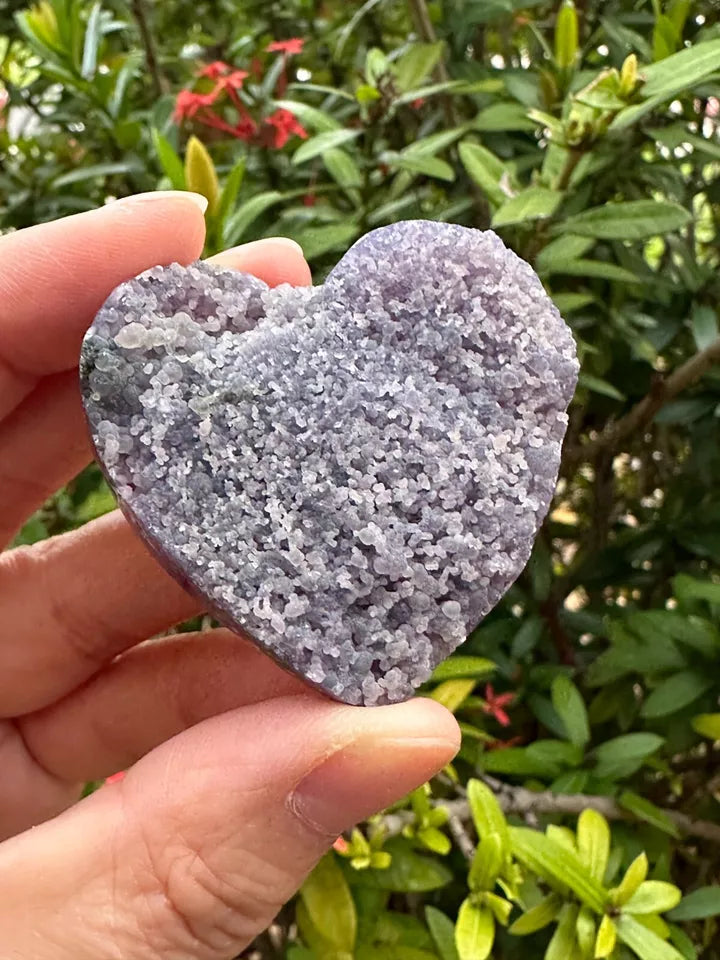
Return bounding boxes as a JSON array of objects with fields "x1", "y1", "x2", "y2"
[
  {"x1": 0, "y1": 372, "x2": 92, "y2": 548},
  {"x1": 209, "y1": 237, "x2": 312, "y2": 286},
  {"x1": 0, "y1": 511, "x2": 202, "y2": 716},
  {"x1": 19, "y1": 629, "x2": 310, "y2": 782},
  {"x1": 0, "y1": 191, "x2": 208, "y2": 419},
  {"x1": 0, "y1": 696, "x2": 459, "y2": 960}
]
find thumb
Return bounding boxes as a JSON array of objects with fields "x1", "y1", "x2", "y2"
[{"x1": 0, "y1": 694, "x2": 459, "y2": 960}]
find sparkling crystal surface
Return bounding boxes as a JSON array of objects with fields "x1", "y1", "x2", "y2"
[{"x1": 80, "y1": 220, "x2": 578, "y2": 705}]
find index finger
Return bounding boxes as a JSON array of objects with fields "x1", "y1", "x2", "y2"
[{"x1": 0, "y1": 191, "x2": 207, "y2": 413}]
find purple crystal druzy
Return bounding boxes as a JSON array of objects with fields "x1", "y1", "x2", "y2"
[{"x1": 80, "y1": 220, "x2": 578, "y2": 705}]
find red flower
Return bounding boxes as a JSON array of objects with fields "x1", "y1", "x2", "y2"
[
  {"x1": 174, "y1": 88, "x2": 219, "y2": 121},
  {"x1": 198, "y1": 60, "x2": 233, "y2": 79},
  {"x1": 105, "y1": 771, "x2": 126, "y2": 785},
  {"x1": 482, "y1": 684, "x2": 515, "y2": 727},
  {"x1": 233, "y1": 116, "x2": 258, "y2": 141},
  {"x1": 216, "y1": 69, "x2": 249, "y2": 92},
  {"x1": 303, "y1": 193, "x2": 317, "y2": 207},
  {"x1": 0, "y1": 88, "x2": 7, "y2": 112},
  {"x1": 267, "y1": 38, "x2": 305, "y2": 55},
  {"x1": 411, "y1": 97, "x2": 426, "y2": 110},
  {"x1": 264, "y1": 107, "x2": 308, "y2": 148}
]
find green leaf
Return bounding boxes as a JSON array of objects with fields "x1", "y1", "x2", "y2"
[
  {"x1": 554, "y1": 0, "x2": 579, "y2": 70},
  {"x1": 469, "y1": 833, "x2": 504, "y2": 892},
  {"x1": 274, "y1": 99, "x2": 341, "y2": 132},
  {"x1": 595, "y1": 915, "x2": 617, "y2": 958},
  {"x1": 641, "y1": 671, "x2": 712, "y2": 718},
  {"x1": 474, "y1": 101, "x2": 537, "y2": 131},
  {"x1": 151, "y1": 130, "x2": 185, "y2": 190},
  {"x1": 691, "y1": 713, "x2": 720, "y2": 740},
  {"x1": 492, "y1": 188, "x2": 563, "y2": 228},
  {"x1": 551, "y1": 674, "x2": 590, "y2": 748},
  {"x1": 480, "y1": 747, "x2": 551, "y2": 777},
  {"x1": 667, "y1": 886, "x2": 720, "y2": 921},
  {"x1": 546, "y1": 904, "x2": 579, "y2": 960},
  {"x1": 616, "y1": 914, "x2": 686, "y2": 960},
  {"x1": 322, "y1": 149, "x2": 363, "y2": 195},
  {"x1": 577, "y1": 809, "x2": 609, "y2": 884},
  {"x1": 394, "y1": 42, "x2": 445, "y2": 92},
  {"x1": 457, "y1": 141, "x2": 509, "y2": 207},
  {"x1": 673, "y1": 574, "x2": 720, "y2": 605},
  {"x1": 431, "y1": 657, "x2": 496, "y2": 682},
  {"x1": 215, "y1": 158, "x2": 246, "y2": 228},
  {"x1": 455, "y1": 899, "x2": 494, "y2": 960},
  {"x1": 224, "y1": 189, "x2": 302, "y2": 245},
  {"x1": 559, "y1": 201, "x2": 692, "y2": 240},
  {"x1": 80, "y1": 1, "x2": 102, "y2": 79},
  {"x1": 51, "y1": 161, "x2": 142, "y2": 188},
  {"x1": 625, "y1": 881, "x2": 682, "y2": 915},
  {"x1": 372, "y1": 838, "x2": 452, "y2": 892},
  {"x1": 509, "y1": 893, "x2": 563, "y2": 935},
  {"x1": 293, "y1": 129, "x2": 362, "y2": 165},
  {"x1": 612, "y1": 853, "x2": 649, "y2": 907},
  {"x1": 576, "y1": 905, "x2": 596, "y2": 959},
  {"x1": 430, "y1": 678, "x2": 476, "y2": 712},
  {"x1": 578, "y1": 373, "x2": 626, "y2": 401},
  {"x1": 536, "y1": 234, "x2": 594, "y2": 273},
  {"x1": 466, "y1": 779, "x2": 509, "y2": 855},
  {"x1": 641, "y1": 38, "x2": 720, "y2": 100},
  {"x1": 509, "y1": 827, "x2": 607, "y2": 912},
  {"x1": 384, "y1": 152, "x2": 455, "y2": 182},
  {"x1": 292, "y1": 223, "x2": 360, "y2": 261},
  {"x1": 425, "y1": 906, "x2": 460, "y2": 960},
  {"x1": 557, "y1": 259, "x2": 640, "y2": 283},
  {"x1": 618, "y1": 792, "x2": 679, "y2": 838},
  {"x1": 184, "y1": 135, "x2": 219, "y2": 214},
  {"x1": 405, "y1": 128, "x2": 466, "y2": 157},
  {"x1": 593, "y1": 733, "x2": 664, "y2": 780},
  {"x1": 691, "y1": 305, "x2": 718, "y2": 351},
  {"x1": 300, "y1": 854, "x2": 357, "y2": 952},
  {"x1": 552, "y1": 292, "x2": 595, "y2": 313}
]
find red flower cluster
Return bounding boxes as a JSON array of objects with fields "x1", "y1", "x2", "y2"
[
  {"x1": 174, "y1": 41, "x2": 307, "y2": 149},
  {"x1": 482, "y1": 684, "x2": 515, "y2": 727}
]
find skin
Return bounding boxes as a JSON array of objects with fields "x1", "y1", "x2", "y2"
[{"x1": 0, "y1": 191, "x2": 460, "y2": 959}]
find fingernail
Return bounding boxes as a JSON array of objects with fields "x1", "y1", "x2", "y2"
[
  {"x1": 288, "y1": 702, "x2": 459, "y2": 837},
  {"x1": 263, "y1": 236, "x2": 305, "y2": 256},
  {"x1": 115, "y1": 190, "x2": 209, "y2": 214}
]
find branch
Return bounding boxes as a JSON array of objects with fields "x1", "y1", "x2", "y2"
[
  {"x1": 131, "y1": 0, "x2": 169, "y2": 97},
  {"x1": 382, "y1": 777, "x2": 720, "y2": 845},
  {"x1": 565, "y1": 336, "x2": 720, "y2": 470}
]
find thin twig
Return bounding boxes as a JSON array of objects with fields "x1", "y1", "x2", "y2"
[
  {"x1": 382, "y1": 779, "x2": 720, "y2": 845},
  {"x1": 447, "y1": 813, "x2": 475, "y2": 860},
  {"x1": 131, "y1": 0, "x2": 169, "y2": 96},
  {"x1": 565, "y1": 336, "x2": 720, "y2": 470}
]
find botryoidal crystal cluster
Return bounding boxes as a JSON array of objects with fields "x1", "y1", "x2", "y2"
[{"x1": 80, "y1": 220, "x2": 578, "y2": 706}]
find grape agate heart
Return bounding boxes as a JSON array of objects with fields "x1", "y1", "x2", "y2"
[{"x1": 80, "y1": 220, "x2": 578, "y2": 706}]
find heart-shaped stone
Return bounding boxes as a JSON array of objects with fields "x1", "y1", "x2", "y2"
[{"x1": 80, "y1": 220, "x2": 577, "y2": 705}]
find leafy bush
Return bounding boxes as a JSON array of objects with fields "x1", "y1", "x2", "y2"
[{"x1": 2, "y1": 0, "x2": 720, "y2": 957}]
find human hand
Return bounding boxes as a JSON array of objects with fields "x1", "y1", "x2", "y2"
[{"x1": 0, "y1": 192, "x2": 459, "y2": 959}]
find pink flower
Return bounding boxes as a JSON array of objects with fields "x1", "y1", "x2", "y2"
[
  {"x1": 267, "y1": 38, "x2": 305, "y2": 55},
  {"x1": 216, "y1": 69, "x2": 249, "y2": 92},
  {"x1": 105, "y1": 771, "x2": 126, "y2": 785},
  {"x1": 482, "y1": 684, "x2": 515, "y2": 727},
  {"x1": 333, "y1": 836, "x2": 349, "y2": 854},
  {"x1": 198, "y1": 60, "x2": 233, "y2": 79},
  {"x1": 264, "y1": 107, "x2": 308, "y2": 148}
]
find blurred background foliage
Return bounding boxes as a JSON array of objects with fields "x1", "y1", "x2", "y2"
[{"x1": 2, "y1": 0, "x2": 720, "y2": 958}]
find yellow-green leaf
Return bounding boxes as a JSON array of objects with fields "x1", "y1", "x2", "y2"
[
  {"x1": 300, "y1": 853, "x2": 357, "y2": 952},
  {"x1": 469, "y1": 833, "x2": 504, "y2": 892},
  {"x1": 431, "y1": 657, "x2": 496, "y2": 682},
  {"x1": 184, "y1": 136, "x2": 219, "y2": 214},
  {"x1": 624, "y1": 881, "x2": 682, "y2": 915},
  {"x1": 430, "y1": 678, "x2": 477, "y2": 712},
  {"x1": 509, "y1": 892, "x2": 563, "y2": 935},
  {"x1": 576, "y1": 905, "x2": 596, "y2": 960},
  {"x1": 691, "y1": 713, "x2": 720, "y2": 740},
  {"x1": 466, "y1": 779, "x2": 510, "y2": 855},
  {"x1": 492, "y1": 187, "x2": 563, "y2": 228},
  {"x1": 546, "y1": 903, "x2": 579, "y2": 960},
  {"x1": 484, "y1": 892, "x2": 513, "y2": 926},
  {"x1": 455, "y1": 899, "x2": 495, "y2": 960},
  {"x1": 554, "y1": 0, "x2": 579, "y2": 70},
  {"x1": 595, "y1": 915, "x2": 617, "y2": 958},
  {"x1": 577, "y1": 809, "x2": 610, "y2": 884},
  {"x1": 611, "y1": 852, "x2": 649, "y2": 907},
  {"x1": 616, "y1": 914, "x2": 686, "y2": 960},
  {"x1": 510, "y1": 827, "x2": 607, "y2": 912}
]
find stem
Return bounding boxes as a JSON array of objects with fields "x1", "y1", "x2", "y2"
[
  {"x1": 131, "y1": 0, "x2": 169, "y2": 97},
  {"x1": 382, "y1": 779, "x2": 720, "y2": 845},
  {"x1": 564, "y1": 335, "x2": 720, "y2": 470}
]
